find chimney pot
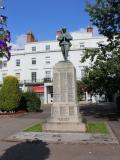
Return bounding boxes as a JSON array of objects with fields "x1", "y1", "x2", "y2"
[
  {"x1": 27, "y1": 32, "x2": 36, "y2": 43},
  {"x1": 87, "y1": 26, "x2": 93, "y2": 33}
]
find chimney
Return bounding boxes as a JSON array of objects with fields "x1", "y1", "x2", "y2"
[
  {"x1": 27, "y1": 32, "x2": 36, "y2": 43},
  {"x1": 87, "y1": 26, "x2": 93, "y2": 33}
]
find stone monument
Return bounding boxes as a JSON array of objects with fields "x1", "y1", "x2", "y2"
[{"x1": 43, "y1": 28, "x2": 86, "y2": 132}]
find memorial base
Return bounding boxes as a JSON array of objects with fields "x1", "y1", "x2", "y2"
[
  {"x1": 43, "y1": 122, "x2": 86, "y2": 132},
  {"x1": 43, "y1": 61, "x2": 86, "y2": 133}
]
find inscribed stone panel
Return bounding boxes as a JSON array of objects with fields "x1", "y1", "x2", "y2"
[
  {"x1": 53, "y1": 73, "x2": 60, "y2": 102},
  {"x1": 51, "y1": 107, "x2": 59, "y2": 116},
  {"x1": 69, "y1": 106, "x2": 74, "y2": 116},
  {"x1": 60, "y1": 107, "x2": 67, "y2": 116},
  {"x1": 67, "y1": 72, "x2": 75, "y2": 102},
  {"x1": 60, "y1": 72, "x2": 67, "y2": 102}
]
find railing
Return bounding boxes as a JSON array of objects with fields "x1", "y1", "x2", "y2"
[
  {"x1": 0, "y1": 78, "x2": 53, "y2": 85},
  {"x1": 43, "y1": 78, "x2": 53, "y2": 83},
  {"x1": 24, "y1": 79, "x2": 43, "y2": 84},
  {"x1": 24, "y1": 78, "x2": 53, "y2": 84}
]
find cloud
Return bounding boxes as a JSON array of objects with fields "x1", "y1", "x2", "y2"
[
  {"x1": 92, "y1": 27, "x2": 100, "y2": 37},
  {"x1": 72, "y1": 28, "x2": 86, "y2": 33},
  {"x1": 11, "y1": 34, "x2": 27, "y2": 50},
  {"x1": 79, "y1": 28, "x2": 86, "y2": 32}
]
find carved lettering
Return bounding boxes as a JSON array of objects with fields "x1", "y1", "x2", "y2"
[
  {"x1": 58, "y1": 118, "x2": 69, "y2": 121},
  {"x1": 53, "y1": 73, "x2": 60, "y2": 102},
  {"x1": 67, "y1": 72, "x2": 75, "y2": 102},
  {"x1": 60, "y1": 72, "x2": 67, "y2": 102},
  {"x1": 69, "y1": 106, "x2": 74, "y2": 116}
]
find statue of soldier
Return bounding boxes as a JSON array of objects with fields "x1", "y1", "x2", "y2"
[{"x1": 57, "y1": 28, "x2": 73, "y2": 61}]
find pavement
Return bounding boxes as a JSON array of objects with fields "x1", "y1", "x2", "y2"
[{"x1": 0, "y1": 102, "x2": 120, "y2": 160}]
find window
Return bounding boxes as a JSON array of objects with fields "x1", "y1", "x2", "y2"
[
  {"x1": 16, "y1": 59, "x2": 20, "y2": 66},
  {"x1": 15, "y1": 73, "x2": 20, "y2": 81},
  {"x1": 45, "y1": 56, "x2": 50, "y2": 64},
  {"x1": 45, "y1": 45, "x2": 50, "y2": 51},
  {"x1": 81, "y1": 67, "x2": 86, "y2": 79},
  {"x1": 31, "y1": 72, "x2": 36, "y2": 82},
  {"x1": 32, "y1": 46, "x2": 36, "y2": 52},
  {"x1": 46, "y1": 61, "x2": 50, "y2": 64},
  {"x1": 80, "y1": 42, "x2": 85, "y2": 48},
  {"x1": 3, "y1": 61, "x2": 7, "y2": 67},
  {"x1": 45, "y1": 71, "x2": 51, "y2": 78},
  {"x1": 32, "y1": 58, "x2": 36, "y2": 65}
]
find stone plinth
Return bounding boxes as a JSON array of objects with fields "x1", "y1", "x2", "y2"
[{"x1": 43, "y1": 61, "x2": 86, "y2": 132}]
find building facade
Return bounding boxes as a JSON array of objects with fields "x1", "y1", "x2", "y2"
[{"x1": 0, "y1": 27, "x2": 106, "y2": 104}]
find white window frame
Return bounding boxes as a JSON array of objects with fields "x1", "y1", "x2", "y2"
[{"x1": 16, "y1": 59, "x2": 20, "y2": 66}]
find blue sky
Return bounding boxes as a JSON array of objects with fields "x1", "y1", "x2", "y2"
[{"x1": 1, "y1": 0, "x2": 95, "y2": 43}]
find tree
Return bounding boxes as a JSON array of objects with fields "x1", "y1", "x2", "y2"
[
  {"x1": 0, "y1": 76, "x2": 21, "y2": 111},
  {"x1": 19, "y1": 92, "x2": 41, "y2": 112},
  {"x1": 81, "y1": 0, "x2": 120, "y2": 99},
  {"x1": 77, "y1": 80, "x2": 87, "y2": 101}
]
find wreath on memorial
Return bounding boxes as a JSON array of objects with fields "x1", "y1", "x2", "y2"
[{"x1": 0, "y1": 0, "x2": 11, "y2": 62}]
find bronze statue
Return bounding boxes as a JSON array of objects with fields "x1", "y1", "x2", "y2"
[{"x1": 57, "y1": 28, "x2": 73, "y2": 61}]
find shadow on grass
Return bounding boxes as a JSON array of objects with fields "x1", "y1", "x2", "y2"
[
  {"x1": 0, "y1": 140, "x2": 50, "y2": 160},
  {"x1": 80, "y1": 103, "x2": 119, "y2": 121}
]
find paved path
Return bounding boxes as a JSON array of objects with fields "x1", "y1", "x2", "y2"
[
  {"x1": 0, "y1": 105, "x2": 50, "y2": 157},
  {"x1": 0, "y1": 103, "x2": 120, "y2": 160}
]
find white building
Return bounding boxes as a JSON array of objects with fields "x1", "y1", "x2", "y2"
[{"x1": 0, "y1": 27, "x2": 106, "y2": 104}]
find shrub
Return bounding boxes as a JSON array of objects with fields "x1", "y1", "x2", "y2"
[
  {"x1": 19, "y1": 92, "x2": 41, "y2": 112},
  {"x1": 0, "y1": 76, "x2": 21, "y2": 111},
  {"x1": 116, "y1": 95, "x2": 120, "y2": 114},
  {"x1": 77, "y1": 80, "x2": 86, "y2": 101}
]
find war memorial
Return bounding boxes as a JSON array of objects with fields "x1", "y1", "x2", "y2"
[{"x1": 43, "y1": 28, "x2": 86, "y2": 132}]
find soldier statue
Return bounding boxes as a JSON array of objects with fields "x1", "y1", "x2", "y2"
[{"x1": 57, "y1": 28, "x2": 73, "y2": 61}]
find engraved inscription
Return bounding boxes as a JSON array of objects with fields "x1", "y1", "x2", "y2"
[
  {"x1": 51, "y1": 107, "x2": 59, "y2": 117},
  {"x1": 53, "y1": 73, "x2": 60, "y2": 102},
  {"x1": 58, "y1": 118, "x2": 69, "y2": 121},
  {"x1": 69, "y1": 106, "x2": 74, "y2": 116},
  {"x1": 67, "y1": 72, "x2": 75, "y2": 102},
  {"x1": 60, "y1": 72, "x2": 67, "y2": 102},
  {"x1": 60, "y1": 107, "x2": 67, "y2": 116}
]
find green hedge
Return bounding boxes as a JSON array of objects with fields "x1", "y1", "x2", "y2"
[
  {"x1": 0, "y1": 76, "x2": 21, "y2": 111},
  {"x1": 19, "y1": 92, "x2": 41, "y2": 112}
]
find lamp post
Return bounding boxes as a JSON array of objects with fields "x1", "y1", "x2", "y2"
[{"x1": 0, "y1": 0, "x2": 11, "y2": 61}]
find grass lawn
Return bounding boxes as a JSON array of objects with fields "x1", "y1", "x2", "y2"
[
  {"x1": 23, "y1": 122, "x2": 108, "y2": 134},
  {"x1": 87, "y1": 122, "x2": 108, "y2": 134},
  {"x1": 24, "y1": 123, "x2": 43, "y2": 132}
]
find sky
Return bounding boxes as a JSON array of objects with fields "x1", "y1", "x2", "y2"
[{"x1": 1, "y1": 0, "x2": 95, "y2": 47}]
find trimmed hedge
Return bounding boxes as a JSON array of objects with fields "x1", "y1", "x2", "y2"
[
  {"x1": 0, "y1": 76, "x2": 21, "y2": 111},
  {"x1": 19, "y1": 92, "x2": 41, "y2": 112}
]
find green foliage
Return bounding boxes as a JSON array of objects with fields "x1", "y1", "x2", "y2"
[
  {"x1": 24, "y1": 123, "x2": 43, "y2": 132},
  {"x1": 77, "y1": 81, "x2": 87, "y2": 101},
  {"x1": 81, "y1": 0, "x2": 120, "y2": 96},
  {"x1": 86, "y1": 0, "x2": 120, "y2": 42},
  {"x1": 19, "y1": 92, "x2": 41, "y2": 112},
  {"x1": 0, "y1": 76, "x2": 21, "y2": 111}
]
